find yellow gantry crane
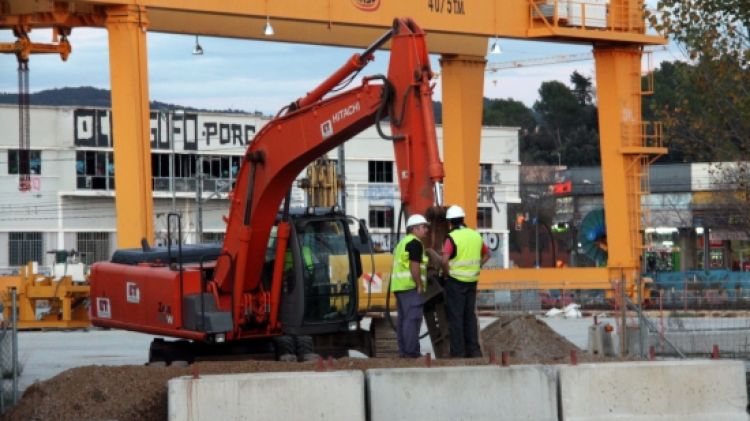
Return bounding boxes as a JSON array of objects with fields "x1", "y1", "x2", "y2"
[{"x1": 0, "y1": 0, "x2": 666, "y2": 295}]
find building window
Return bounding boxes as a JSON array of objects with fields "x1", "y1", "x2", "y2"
[
  {"x1": 8, "y1": 150, "x2": 41, "y2": 175},
  {"x1": 151, "y1": 153, "x2": 173, "y2": 192},
  {"x1": 368, "y1": 206, "x2": 394, "y2": 229},
  {"x1": 9, "y1": 232, "x2": 43, "y2": 266},
  {"x1": 368, "y1": 161, "x2": 393, "y2": 183},
  {"x1": 77, "y1": 232, "x2": 111, "y2": 264},
  {"x1": 479, "y1": 163, "x2": 493, "y2": 184},
  {"x1": 477, "y1": 206, "x2": 493, "y2": 229},
  {"x1": 202, "y1": 232, "x2": 225, "y2": 243},
  {"x1": 151, "y1": 153, "x2": 171, "y2": 178},
  {"x1": 76, "y1": 151, "x2": 114, "y2": 190}
]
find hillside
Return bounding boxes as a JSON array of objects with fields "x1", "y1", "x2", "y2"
[
  {"x1": 0, "y1": 86, "x2": 443, "y2": 122},
  {"x1": 0, "y1": 86, "x2": 249, "y2": 113}
]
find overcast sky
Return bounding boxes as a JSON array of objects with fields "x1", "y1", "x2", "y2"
[{"x1": 0, "y1": 13, "x2": 682, "y2": 114}]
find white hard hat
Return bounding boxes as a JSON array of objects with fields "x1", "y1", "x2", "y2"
[
  {"x1": 406, "y1": 214, "x2": 428, "y2": 228},
  {"x1": 446, "y1": 205, "x2": 465, "y2": 219}
]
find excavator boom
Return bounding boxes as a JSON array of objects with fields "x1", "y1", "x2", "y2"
[{"x1": 90, "y1": 18, "x2": 444, "y2": 348}]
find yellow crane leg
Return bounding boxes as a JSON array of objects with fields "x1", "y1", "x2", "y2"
[
  {"x1": 479, "y1": 267, "x2": 611, "y2": 290},
  {"x1": 439, "y1": 54, "x2": 486, "y2": 226},
  {"x1": 105, "y1": 5, "x2": 154, "y2": 248},
  {"x1": 593, "y1": 45, "x2": 644, "y2": 288}
]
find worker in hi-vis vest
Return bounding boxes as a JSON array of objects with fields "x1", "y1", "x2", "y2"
[
  {"x1": 441, "y1": 205, "x2": 490, "y2": 358},
  {"x1": 390, "y1": 214, "x2": 430, "y2": 358}
]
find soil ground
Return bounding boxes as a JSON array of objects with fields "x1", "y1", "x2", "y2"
[{"x1": 4, "y1": 315, "x2": 627, "y2": 421}]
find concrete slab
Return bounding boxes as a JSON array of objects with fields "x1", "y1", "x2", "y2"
[
  {"x1": 366, "y1": 365, "x2": 558, "y2": 421},
  {"x1": 559, "y1": 360, "x2": 750, "y2": 421},
  {"x1": 168, "y1": 370, "x2": 365, "y2": 421}
]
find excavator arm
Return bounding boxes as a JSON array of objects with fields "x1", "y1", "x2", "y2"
[
  {"x1": 89, "y1": 18, "x2": 445, "y2": 346},
  {"x1": 214, "y1": 18, "x2": 444, "y2": 334}
]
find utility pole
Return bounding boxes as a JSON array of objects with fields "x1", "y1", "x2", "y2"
[
  {"x1": 195, "y1": 155, "x2": 203, "y2": 243},
  {"x1": 337, "y1": 146, "x2": 346, "y2": 211},
  {"x1": 168, "y1": 110, "x2": 176, "y2": 212},
  {"x1": 529, "y1": 192, "x2": 541, "y2": 268},
  {"x1": 535, "y1": 211, "x2": 540, "y2": 268}
]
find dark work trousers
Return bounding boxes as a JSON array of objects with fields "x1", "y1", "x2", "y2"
[
  {"x1": 445, "y1": 277, "x2": 482, "y2": 358},
  {"x1": 395, "y1": 288, "x2": 423, "y2": 358}
]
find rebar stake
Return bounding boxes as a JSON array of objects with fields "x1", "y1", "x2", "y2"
[
  {"x1": 316, "y1": 356, "x2": 326, "y2": 371},
  {"x1": 192, "y1": 362, "x2": 200, "y2": 379}
]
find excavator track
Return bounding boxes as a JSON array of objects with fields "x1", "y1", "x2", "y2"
[{"x1": 370, "y1": 316, "x2": 400, "y2": 358}]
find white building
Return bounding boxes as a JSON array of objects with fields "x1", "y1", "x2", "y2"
[{"x1": 0, "y1": 105, "x2": 519, "y2": 269}]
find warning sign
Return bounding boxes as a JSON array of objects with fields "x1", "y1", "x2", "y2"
[
  {"x1": 96, "y1": 297, "x2": 111, "y2": 319},
  {"x1": 362, "y1": 272, "x2": 383, "y2": 293},
  {"x1": 126, "y1": 282, "x2": 140, "y2": 304}
]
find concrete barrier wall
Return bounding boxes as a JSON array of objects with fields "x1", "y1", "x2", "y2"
[
  {"x1": 559, "y1": 360, "x2": 749, "y2": 421},
  {"x1": 167, "y1": 360, "x2": 749, "y2": 421},
  {"x1": 168, "y1": 370, "x2": 365, "y2": 421},
  {"x1": 366, "y1": 365, "x2": 558, "y2": 421}
]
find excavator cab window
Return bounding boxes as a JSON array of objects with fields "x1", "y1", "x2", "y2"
[
  {"x1": 262, "y1": 226, "x2": 279, "y2": 292},
  {"x1": 295, "y1": 218, "x2": 357, "y2": 324}
]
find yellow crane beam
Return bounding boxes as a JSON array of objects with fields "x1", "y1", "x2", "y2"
[
  {"x1": 479, "y1": 267, "x2": 612, "y2": 290},
  {"x1": 2, "y1": 1, "x2": 664, "y2": 50}
]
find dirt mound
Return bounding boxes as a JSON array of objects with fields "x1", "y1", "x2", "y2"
[
  {"x1": 480, "y1": 314, "x2": 627, "y2": 365},
  {"x1": 481, "y1": 314, "x2": 581, "y2": 363}
]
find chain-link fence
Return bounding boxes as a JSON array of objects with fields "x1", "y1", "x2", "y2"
[
  {"x1": 0, "y1": 290, "x2": 20, "y2": 415},
  {"x1": 629, "y1": 289, "x2": 750, "y2": 359},
  {"x1": 477, "y1": 282, "x2": 542, "y2": 313}
]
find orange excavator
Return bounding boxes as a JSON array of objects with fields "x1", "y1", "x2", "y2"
[{"x1": 89, "y1": 18, "x2": 447, "y2": 362}]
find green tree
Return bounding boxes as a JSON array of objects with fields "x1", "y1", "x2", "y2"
[
  {"x1": 646, "y1": 59, "x2": 750, "y2": 162},
  {"x1": 483, "y1": 98, "x2": 536, "y2": 130},
  {"x1": 646, "y1": 0, "x2": 750, "y2": 162},
  {"x1": 530, "y1": 80, "x2": 600, "y2": 165},
  {"x1": 570, "y1": 71, "x2": 593, "y2": 105},
  {"x1": 647, "y1": 1, "x2": 749, "y2": 63}
]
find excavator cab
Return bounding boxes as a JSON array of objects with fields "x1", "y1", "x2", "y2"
[{"x1": 273, "y1": 210, "x2": 362, "y2": 336}]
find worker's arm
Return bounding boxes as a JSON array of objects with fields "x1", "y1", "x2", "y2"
[
  {"x1": 441, "y1": 237, "x2": 453, "y2": 277},
  {"x1": 480, "y1": 242, "x2": 491, "y2": 267},
  {"x1": 410, "y1": 260, "x2": 423, "y2": 293},
  {"x1": 405, "y1": 239, "x2": 425, "y2": 292}
]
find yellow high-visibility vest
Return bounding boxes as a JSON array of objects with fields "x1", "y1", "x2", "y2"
[
  {"x1": 448, "y1": 227, "x2": 482, "y2": 282},
  {"x1": 390, "y1": 234, "x2": 427, "y2": 292}
]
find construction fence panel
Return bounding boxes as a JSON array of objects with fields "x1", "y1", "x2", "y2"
[
  {"x1": 639, "y1": 290, "x2": 750, "y2": 359},
  {"x1": 477, "y1": 282, "x2": 542, "y2": 313}
]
